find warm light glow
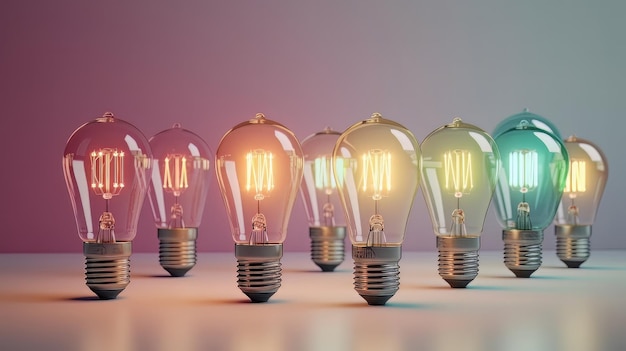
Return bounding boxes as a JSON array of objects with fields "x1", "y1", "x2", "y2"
[
  {"x1": 508, "y1": 150, "x2": 538, "y2": 193},
  {"x1": 444, "y1": 149, "x2": 473, "y2": 197},
  {"x1": 564, "y1": 160, "x2": 586, "y2": 194},
  {"x1": 361, "y1": 149, "x2": 391, "y2": 200},
  {"x1": 91, "y1": 148, "x2": 124, "y2": 199},
  {"x1": 314, "y1": 156, "x2": 344, "y2": 191},
  {"x1": 246, "y1": 150, "x2": 274, "y2": 200},
  {"x1": 163, "y1": 154, "x2": 189, "y2": 194}
]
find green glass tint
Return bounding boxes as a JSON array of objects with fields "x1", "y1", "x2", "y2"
[{"x1": 421, "y1": 118, "x2": 500, "y2": 238}]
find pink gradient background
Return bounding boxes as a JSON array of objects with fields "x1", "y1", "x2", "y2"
[{"x1": 1, "y1": 1, "x2": 623, "y2": 253}]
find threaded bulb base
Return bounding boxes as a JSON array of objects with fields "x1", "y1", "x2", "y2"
[
  {"x1": 555, "y1": 225, "x2": 591, "y2": 268},
  {"x1": 503, "y1": 229, "x2": 543, "y2": 278},
  {"x1": 158, "y1": 228, "x2": 198, "y2": 277},
  {"x1": 310, "y1": 226, "x2": 346, "y2": 272},
  {"x1": 83, "y1": 242, "x2": 132, "y2": 299},
  {"x1": 352, "y1": 245, "x2": 401, "y2": 306},
  {"x1": 235, "y1": 244, "x2": 283, "y2": 303},
  {"x1": 436, "y1": 236, "x2": 480, "y2": 288}
]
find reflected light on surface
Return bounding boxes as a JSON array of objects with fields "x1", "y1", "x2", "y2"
[{"x1": 80, "y1": 308, "x2": 132, "y2": 351}]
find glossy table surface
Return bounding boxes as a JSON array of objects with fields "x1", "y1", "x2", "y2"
[{"x1": 1, "y1": 250, "x2": 625, "y2": 351}]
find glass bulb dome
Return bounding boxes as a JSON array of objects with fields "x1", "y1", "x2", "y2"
[
  {"x1": 555, "y1": 135, "x2": 608, "y2": 226},
  {"x1": 493, "y1": 109, "x2": 561, "y2": 139},
  {"x1": 493, "y1": 121, "x2": 569, "y2": 231},
  {"x1": 421, "y1": 118, "x2": 499, "y2": 238},
  {"x1": 63, "y1": 112, "x2": 152, "y2": 243}
]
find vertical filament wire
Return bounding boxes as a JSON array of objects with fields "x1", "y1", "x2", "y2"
[{"x1": 91, "y1": 148, "x2": 124, "y2": 198}]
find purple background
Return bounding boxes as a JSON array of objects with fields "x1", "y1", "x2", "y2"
[{"x1": 1, "y1": 1, "x2": 623, "y2": 253}]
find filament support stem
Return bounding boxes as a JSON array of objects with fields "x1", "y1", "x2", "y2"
[
  {"x1": 310, "y1": 226, "x2": 346, "y2": 272},
  {"x1": 555, "y1": 225, "x2": 591, "y2": 268},
  {"x1": 158, "y1": 228, "x2": 198, "y2": 277},
  {"x1": 502, "y1": 229, "x2": 543, "y2": 278},
  {"x1": 235, "y1": 244, "x2": 283, "y2": 303},
  {"x1": 352, "y1": 245, "x2": 401, "y2": 306},
  {"x1": 83, "y1": 241, "x2": 132, "y2": 299},
  {"x1": 436, "y1": 236, "x2": 480, "y2": 288}
]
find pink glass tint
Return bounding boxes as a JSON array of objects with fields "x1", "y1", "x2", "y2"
[
  {"x1": 63, "y1": 112, "x2": 152, "y2": 243},
  {"x1": 215, "y1": 114, "x2": 304, "y2": 244},
  {"x1": 148, "y1": 123, "x2": 212, "y2": 229}
]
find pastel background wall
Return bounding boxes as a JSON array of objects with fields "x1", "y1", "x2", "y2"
[{"x1": 1, "y1": 0, "x2": 624, "y2": 253}]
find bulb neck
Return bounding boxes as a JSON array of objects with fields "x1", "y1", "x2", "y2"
[
  {"x1": 158, "y1": 228, "x2": 198, "y2": 277},
  {"x1": 436, "y1": 236, "x2": 480, "y2": 288},
  {"x1": 235, "y1": 244, "x2": 283, "y2": 303},
  {"x1": 555, "y1": 225, "x2": 592, "y2": 268},
  {"x1": 352, "y1": 245, "x2": 401, "y2": 306},
  {"x1": 502, "y1": 229, "x2": 543, "y2": 278},
  {"x1": 309, "y1": 226, "x2": 346, "y2": 272},
  {"x1": 83, "y1": 242, "x2": 132, "y2": 299}
]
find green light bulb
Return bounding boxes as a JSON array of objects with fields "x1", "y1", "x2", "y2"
[{"x1": 421, "y1": 118, "x2": 500, "y2": 288}]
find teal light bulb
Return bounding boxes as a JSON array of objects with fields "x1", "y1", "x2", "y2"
[
  {"x1": 492, "y1": 108, "x2": 562, "y2": 139},
  {"x1": 493, "y1": 120, "x2": 569, "y2": 277}
]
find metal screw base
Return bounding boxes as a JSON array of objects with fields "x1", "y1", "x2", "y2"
[
  {"x1": 235, "y1": 244, "x2": 283, "y2": 303},
  {"x1": 352, "y1": 245, "x2": 401, "y2": 306},
  {"x1": 503, "y1": 229, "x2": 543, "y2": 278},
  {"x1": 158, "y1": 228, "x2": 198, "y2": 277},
  {"x1": 83, "y1": 242, "x2": 132, "y2": 300},
  {"x1": 555, "y1": 225, "x2": 591, "y2": 268},
  {"x1": 437, "y1": 236, "x2": 480, "y2": 288},
  {"x1": 310, "y1": 226, "x2": 346, "y2": 272}
]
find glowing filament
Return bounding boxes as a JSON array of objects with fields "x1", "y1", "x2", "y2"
[
  {"x1": 508, "y1": 150, "x2": 538, "y2": 193},
  {"x1": 246, "y1": 150, "x2": 274, "y2": 200},
  {"x1": 91, "y1": 148, "x2": 124, "y2": 199},
  {"x1": 564, "y1": 160, "x2": 586, "y2": 194},
  {"x1": 163, "y1": 154, "x2": 189, "y2": 194},
  {"x1": 314, "y1": 156, "x2": 344, "y2": 192},
  {"x1": 361, "y1": 150, "x2": 391, "y2": 200},
  {"x1": 444, "y1": 149, "x2": 473, "y2": 197}
]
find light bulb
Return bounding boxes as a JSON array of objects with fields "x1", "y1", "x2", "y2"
[
  {"x1": 421, "y1": 118, "x2": 499, "y2": 288},
  {"x1": 299, "y1": 127, "x2": 347, "y2": 272},
  {"x1": 63, "y1": 112, "x2": 152, "y2": 299},
  {"x1": 554, "y1": 135, "x2": 608, "y2": 268},
  {"x1": 147, "y1": 123, "x2": 212, "y2": 277},
  {"x1": 332, "y1": 113, "x2": 421, "y2": 305},
  {"x1": 492, "y1": 108, "x2": 562, "y2": 139},
  {"x1": 493, "y1": 120, "x2": 569, "y2": 277},
  {"x1": 215, "y1": 113, "x2": 303, "y2": 303}
]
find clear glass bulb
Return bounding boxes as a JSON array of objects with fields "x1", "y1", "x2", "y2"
[
  {"x1": 554, "y1": 135, "x2": 608, "y2": 267},
  {"x1": 421, "y1": 118, "x2": 499, "y2": 288},
  {"x1": 63, "y1": 112, "x2": 152, "y2": 299},
  {"x1": 215, "y1": 113, "x2": 303, "y2": 302},
  {"x1": 332, "y1": 113, "x2": 421, "y2": 305},
  {"x1": 492, "y1": 108, "x2": 562, "y2": 139},
  {"x1": 300, "y1": 127, "x2": 347, "y2": 272},
  {"x1": 148, "y1": 123, "x2": 212, "y2": 277},
  {"x1": 493, "y1": 120, "x2": 569, "y2": 277}
]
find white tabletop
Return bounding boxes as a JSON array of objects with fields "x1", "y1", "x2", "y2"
[{"x1": 1, "y1": 250, "x2": 624, "y2": 351}]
